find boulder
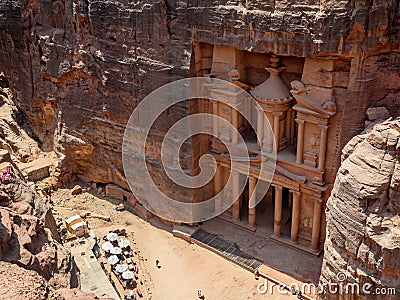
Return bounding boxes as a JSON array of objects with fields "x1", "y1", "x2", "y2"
[
  {"x1": 71, "y1": 185, "x2": 82, "y2": 196},
  {"x1": 366, "y1": 107, "x2": 390, "y2": 121}
]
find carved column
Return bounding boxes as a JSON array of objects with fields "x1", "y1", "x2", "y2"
[
  {"x1": 296, "y1": 119, "x2": 305, "y2": 164},
  {"x1": 290, "y1": 191, "x2": 301, "y2": 243},
  {"x1": 290, "y1": 110, "x2": 296, "y2": 145},
  {"x1": 311, "y1": 199, "x2": 322, "y2": 251},
  {"x1": 318, "y1": 125, "x2": 328, "y2": 170},
  {"x1": 256, "y1": 107, "x2": 264, "y2": 150},
  {"x1": 264, "y1": 114, "x2": 273, "y2": 153},
  {"x1": 273, "y1": 112, "x2": 282, "y2": 153},
  {"x1": 273, "y1": 185, "x2": 283, "y2": 237},
  {"x1": 285, "y1": 110, "x2": 291, "y2": 146},
  {"x1": 232, "y1": 171, "x2": 240, "y2": 221},
  {"x1": 214, "y1": 165, "x2": 222, "y2": 213},
  {"x1": 248, "y1": 177, "x2": 257, "y2": 227},
  {"x1": 212, "y1": 100, "x2": 219, "y2": 138},
  {"x1": 231, "y1": 108, "x2": 239, "y2": 145}
]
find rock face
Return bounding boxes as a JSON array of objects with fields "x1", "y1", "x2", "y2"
[
  {"x1": 0, "y1": 262, "x2": 112, "y2": 300},
  {"x1": 319, "y1": 118, "x2": 400, "y2": 299},
  {"x1": 0, "y1": 167, "x2": 76, "y2": 286},
  {"x1": 0, "y1": 261, "x2": 60, "y2": 299},
  {"x1": 0, "y1": 0, "x2": 399, "y2": 201}
]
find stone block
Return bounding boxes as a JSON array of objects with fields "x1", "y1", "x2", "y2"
[
  {"x1": 308, "y1": 85, "x2": 334, "y2": 105},
  {"x1": 71, "y1": 185, "x2": 82, "y2": 195},
  {"x1": 302, "y1": 58, "x2": 335, "y2": 87},
  {"x1": 366, "y1": 107, "x2": 390, "y2": 121},
  {"x1": 19, "y1": 157, "x2": 52, "y2": 182},
  {"x1": 133, "y1": 202, "x2": 153, "y2": 221},
  {"x1": 333, "y1": 71, "x2": 349, "y2": 87},
  {"x1": 105, "y1": 184, "x2": 136, "y2": 204},
  {"x1": 211, "y1": 45, "x2": 244, "y2": 78},
  {"x1": 304, "y1": 151, "x2": 317, "y2": 168}
]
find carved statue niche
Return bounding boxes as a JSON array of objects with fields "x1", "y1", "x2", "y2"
[{"x1": 290, "y1": 79, "x2": 337, "y2": 173}]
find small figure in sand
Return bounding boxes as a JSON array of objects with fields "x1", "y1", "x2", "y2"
[
  {"x1": 197, "y1": 290, "x2": 205, "y2": 300},
  {"x1": 254, "y1": 269, "x2": 259, "y2": 280},
  {"x1": 290, "y1": 287, "x2": 303, "y2": 299},
  {"x1": 156, "y1": 259, "x2": 161, "y2": 268}
]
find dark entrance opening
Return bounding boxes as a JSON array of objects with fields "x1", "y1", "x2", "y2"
[{"x1": 281, "y1": 187, "x2": 292, "y2": 237}]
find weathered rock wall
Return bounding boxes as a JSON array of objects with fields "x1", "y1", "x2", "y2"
[
  {"x1": 0, "y1": 0, "x2": 399, "y2": 197},
  {"x1": 0, "y1": 0, "x2": 192, "y2": 192},
  {"x1": 0, "y1": 166, "x2": 76, "y2": 285},
  {"x1": 319, "y1": 118, "x2": 400, "y2": 299},
  {"x1": 0, "y1": 161, "x2": 113, "y2": 298}
]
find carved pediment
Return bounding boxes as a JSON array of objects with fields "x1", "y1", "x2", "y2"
[{"x1": 290, "y1": 80, "x2": 336, "y2": 118}]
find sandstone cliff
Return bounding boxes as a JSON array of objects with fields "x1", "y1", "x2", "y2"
[
  {"x1": 0, "y1": 0, "x2": 399, "y2": 199},
  {"x1": 319, "y1": 118, "x2": 400, "y2": 299}
]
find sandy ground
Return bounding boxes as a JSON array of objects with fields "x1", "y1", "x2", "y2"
[
  {"x1": 201, "y1": 219, "x2": 322, "y2": 283},
  {"x1": 53, "y1": 185, "x2": 306, "y2": 300}
]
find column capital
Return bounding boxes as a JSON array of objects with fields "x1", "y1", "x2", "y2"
[
  {"x1": 232, "y1": 170, "x2": 240, "y2": 176},
  {"x1": 295, "y1": 118, "x2": 305, "y2": 124},
  {"x1": 272, "y1": 111, "x2": 283, "y2": 117},
  {"x1": 255, "y1": 105, "x2": 264, "y2": 112},
  {"x1": 249, "y1": 176, "x2": 257, "y2": 183},
  {"x1": 318, "y1": 124, "x2": 329, "y2": 130},
  {"x1": 290, "y1": 190, "x2": 301, "y2": 197},
  {"x1": 311, "y1": 196, "x2": 323, "y2": 204},
  {"x1": 284, "y1": 106, "x2": 293, "y2": 112},
  {"x1": 272, "y1": 184, "x2": 283, "y2": 190}
]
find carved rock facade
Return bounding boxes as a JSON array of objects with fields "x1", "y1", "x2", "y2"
[{"x1": 0, "y1": 1, "x2": 399, "y2": 201}]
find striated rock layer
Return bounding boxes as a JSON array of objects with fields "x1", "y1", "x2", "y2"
[
  {"x1": 0, "y1": 0, "x2": 399, "y2": 203},
  {"x1": 319, "y1": 118, "x2": 400, "y2": 299}
]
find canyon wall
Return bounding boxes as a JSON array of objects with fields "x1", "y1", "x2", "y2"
[
  {"x1": 0, "y1": 1, "x2": 399, "y2": 202},
  {"x1": 319, "y1": 118, "x2": 400, "y2": 299}
]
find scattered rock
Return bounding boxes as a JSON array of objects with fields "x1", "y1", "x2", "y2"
[
  {"x1": 0, "y1": 262, "x2": 58, "y2": 299},
  {"x1": 71, "y1": 185, "x2": 83, "y2": 196}
]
